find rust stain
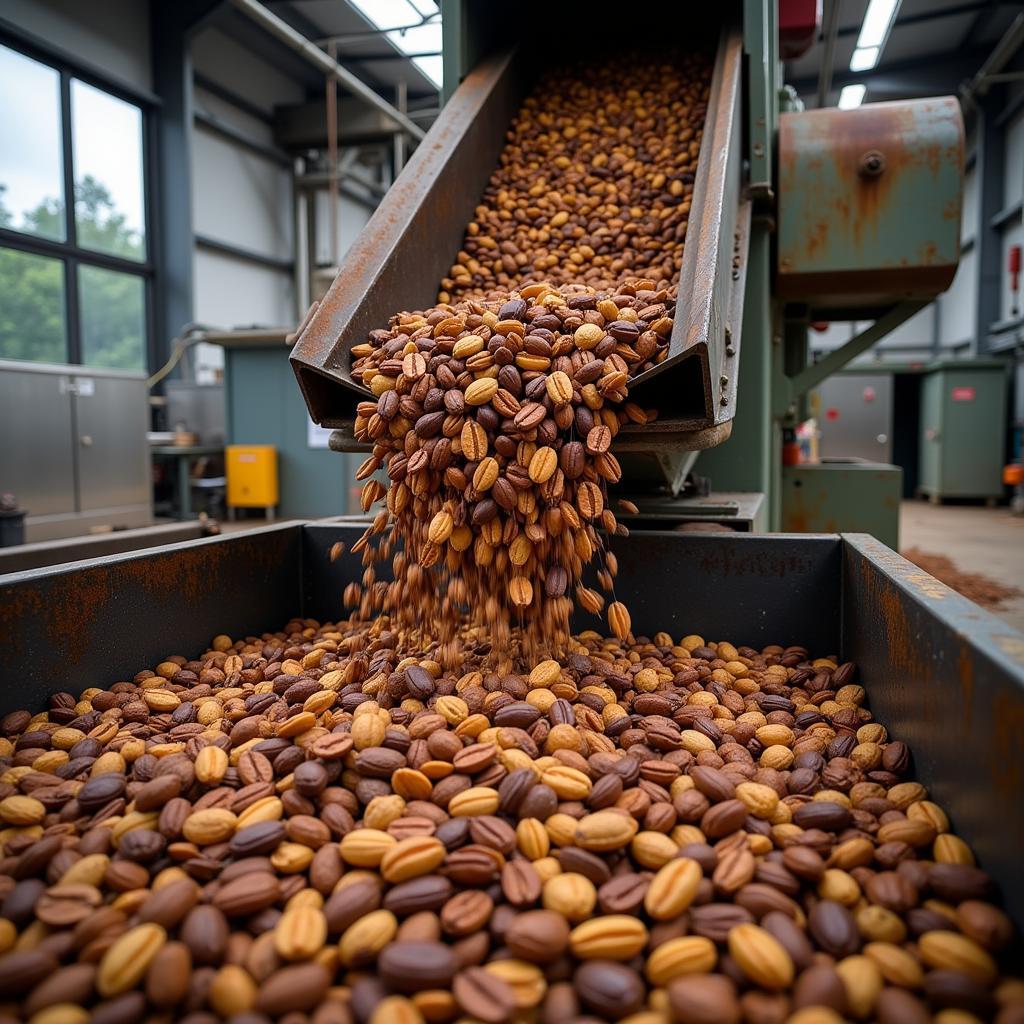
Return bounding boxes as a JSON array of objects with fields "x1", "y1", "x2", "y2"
[
  {"x1": 1, "y1": 535, "x2": 291, "y2": 675},
  {"x1": 990, "y1": 689, "x2": 1024, "y2": 798},
  {"x1": 957, "y1": 642, "x2": 974, "y2": 732},
  {"x1": 44, "y1": 573, "x2": 113, "y2": 661},
  {"x1": 782, "y1": 484, "x2": 828, "y2": 534},
  {"x1": 805, "y1": 219, "x2": 830, "y2": 258}
]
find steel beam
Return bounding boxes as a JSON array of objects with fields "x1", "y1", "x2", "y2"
[
  {"x1": 193, "y1": 109, "x2": 292, "y2": 167},
  {"x1": 788, "y1": 47, "x2": 990, "y2": 96},
  {"x1": 775, "y1": 302, "x2": 928, "y2": 417},
  {"x1": 227, "y1": 0, "x2": 426, "y2": 141},
  {"x1": 972, "y1": 97, "x2": 1007, "y2": 354},
  {"x1": 151, "y1": 1, "x2": 222, "y2": 379},
  {"x1": 831, "y1": 0, "x2": 991, "y2": 39},
  {"x1": 195, "y1": 234, "x2": 295, "y2": 273}
]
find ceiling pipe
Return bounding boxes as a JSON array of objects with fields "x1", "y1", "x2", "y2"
[
  {"x1": 961, "y1": 11, "x2": 1024, "y2": 110},
  {"x1": 817, "y1": 0, "x2": 843, "y2": 108},
  {"x1": 227, "y1": 0, "x2": 426, "y2": 141}
]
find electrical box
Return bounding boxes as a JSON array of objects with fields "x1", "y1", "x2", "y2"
[
  {"x1": 227, "y1": 445, "x2": 278, "y2": 509},
  {"x1": 782, "y1": 460, "x2": 902, "y2": 549},
  {"x1": 777, "y1": 98, "x2": 963, "y2": 314},
  {"x1": 919, "y1": 362, "x2": 1007, "y2": 502}
]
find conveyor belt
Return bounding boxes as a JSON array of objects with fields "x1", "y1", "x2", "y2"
[{"x1": 290, "y1": 24, "x2": 748, "y2": 473}]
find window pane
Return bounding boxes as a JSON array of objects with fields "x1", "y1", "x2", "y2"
[
  {"x1": 78, "y1": 265, "x2": 146, "y2": 370},
  {"x1": 71, "y1": 80, "x2": 145, "y2": 261},
  {"x1": 0, "y1": 45, "x2": 65, "y2": 241},
  {"x1": 0, "y1": 247, "x2": 67, "y2": 363}
]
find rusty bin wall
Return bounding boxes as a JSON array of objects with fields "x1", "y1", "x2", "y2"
[
  {"x1": 289, "y1": 21, "x2": 747, "y2": 451},
  {"x1": 1, "y1": 527, "x2": 1023, "y2": 926}
]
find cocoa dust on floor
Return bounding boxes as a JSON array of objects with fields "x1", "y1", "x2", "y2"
[{"x1": 901, "y1": 546, "x2": 1023, "y2": 608}]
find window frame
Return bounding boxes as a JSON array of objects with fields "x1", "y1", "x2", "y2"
[{"x1": 0, "y1": 26, "x2": 160, "y2": 373}]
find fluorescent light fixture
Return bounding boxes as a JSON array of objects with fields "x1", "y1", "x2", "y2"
[
  {"x1": 838, "y1": 84, "x2": 867, "y2": 109},
  {"x1": 856, "y1": 0, "x2": 900, "y2": 50},
  {"x1": 849, "y1": 45, "x2": 879, "y2": 72},
  {"x1": 346, "y1": 0, "x2": 443, "y2": 88}
]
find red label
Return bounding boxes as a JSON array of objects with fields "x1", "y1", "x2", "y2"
[
  {"x1": 826, "y1": 408, "x2": 839, "y2": 421},
  {"x1": 951, "y1": 386, "x2": 975, "y2": 402}
]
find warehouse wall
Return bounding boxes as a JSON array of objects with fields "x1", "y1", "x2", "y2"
[
  {"x1": 189, "y1": 26, "x2": 302, "y2": 381},
  {"x1": 1, "y1": 0, "x2": 151, "y2": 91},
  {"x1": 1000, "y1": 109, "x2": 1024, "y2": 325},
  {"x1": 314, "y1": 192, "x2": 374, "y2": 269}
]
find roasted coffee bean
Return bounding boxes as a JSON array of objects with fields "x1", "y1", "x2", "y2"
[
  {"x1": 505, "y1": 910, "x2": 570, "y2": 963},
  {"x1": 453, "y1": 965, "x2": 517, "y2": 1024},
  {"x1": 574, "y1": 961, "x2": 645, "y2": 1020},
  {"x1": 377, "y1": 941, "x2": 456, "y2": 992},
  {"x1": 807, "y1": 900, "x2": 861, "y2": 958},
  {"x1": 668, "y1": 974, "x2": 741, "y2": 1024}
]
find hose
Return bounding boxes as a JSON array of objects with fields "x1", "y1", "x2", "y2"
[{"x1": 146, "y1": 324, "x2": 214, "y2": 390}]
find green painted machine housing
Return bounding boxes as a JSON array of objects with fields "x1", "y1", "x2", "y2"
[
  {"x1": 782, "y1": 461, "x2": 902, "y2": 549},
  {"x1": 223, "y1": 337, "x2": 356, "y2": 518},
  {"x1": 777, "y1": 98, "x2": 964, "y2": 316},
  {"x1": 918, "y1": 361, "x2": 1008, "y2": 501}
]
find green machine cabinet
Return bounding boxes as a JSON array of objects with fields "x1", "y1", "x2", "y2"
[
  {"x1": 217, "y1": 333, "x2": 359, "y2": 519},
  {"x1": 918, "y1": 361, "x2": 1008, "y2": 502},
  {"x1": 781, "y1": 461, "x2": 902, "y2": 549}
]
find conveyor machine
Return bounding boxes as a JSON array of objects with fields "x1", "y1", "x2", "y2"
[
  {"x1": 289, "y1": 0, "x2": 964, "y2": 530},
  {"x1": 3, "y1": 0, "x2": 1023, "y2": 958}
]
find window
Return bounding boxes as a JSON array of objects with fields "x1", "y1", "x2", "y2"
[{"x1": 0, "y1": 40, "x2": 152, "y2": 370}]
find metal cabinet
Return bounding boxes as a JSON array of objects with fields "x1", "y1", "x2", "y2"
[
  {"x1": 0, "y1": 365, "x2": 76, "y2": 517},
  {"x1": 75, "y1": 373, "x2": 151, "y2": 513},
  {"x1": 815, "y1": 373, "x2": 894, "y2": 463},
  {"x1": 918, "y1": 361, "x2": 1008, "y2": 501},
  {"x1": 0, "y1": 360, "x2": 152, "y2": 540}
]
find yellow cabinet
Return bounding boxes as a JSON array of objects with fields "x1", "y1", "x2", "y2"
[{"x1": 226, "y1": 445, "x2": 278, "y2": 510}]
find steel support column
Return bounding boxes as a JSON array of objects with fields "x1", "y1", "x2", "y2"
[
  {"x1": 151, "y1": 1, "x2": 220, "y2": 377},
  {"x1": 972, "y1": 95, "x2": 1007, "y2": 353}
]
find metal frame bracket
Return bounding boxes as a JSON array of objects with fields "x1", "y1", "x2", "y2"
[{"x1": 772, "y1": 300, "x2": 928, "y2": 418}]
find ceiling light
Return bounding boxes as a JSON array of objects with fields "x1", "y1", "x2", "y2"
[
  {"x1": 856, "y1": 0, "x2": 901, "y2": 50},
  {"x1": 838, "y1": 84, "x2": 867, "y2": 110},
  {"x1": 849, "y1": 46, "x2": 879, "y2": 72}
]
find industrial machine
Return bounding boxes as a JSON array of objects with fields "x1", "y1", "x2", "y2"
[
  {"x1": 781, "y1": 460, "x2": 902, "y2": 549},
  {"x1": 0, "y1": 359, "x2": 152, "y2": 541},
  {"x1": 2, "y1": 0, "x2": 1024, "y2": 988},
  {"x1": 289, "y1": 1, "x2": 964, "y2": 531}
]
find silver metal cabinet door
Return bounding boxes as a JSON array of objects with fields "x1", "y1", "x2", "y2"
[
  {"x1": 0, "y1": 363, "x2": 76, "y2": 516},
  {"x1": 816, "y1": 374, "x2": 893, "y2": 463},
  {"x1": 73, "y1": 372, "x2": 151, "y2": 511}
]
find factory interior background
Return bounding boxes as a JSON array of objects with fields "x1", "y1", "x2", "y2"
[{"x1": 0, "y1": 0, "x2": 1023, "y2": 630}]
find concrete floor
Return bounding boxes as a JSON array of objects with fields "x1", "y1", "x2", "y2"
[{"x1": 900, "y1": 500, "x2": 1024, "y2": 633}]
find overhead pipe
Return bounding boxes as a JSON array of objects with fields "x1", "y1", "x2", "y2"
[
  {"x1": 227, "y1": 0, "x2": 426, "y2": 141},
  {"x1": 961, "y1": 11, "x2": 1024, "y2": 110}
]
